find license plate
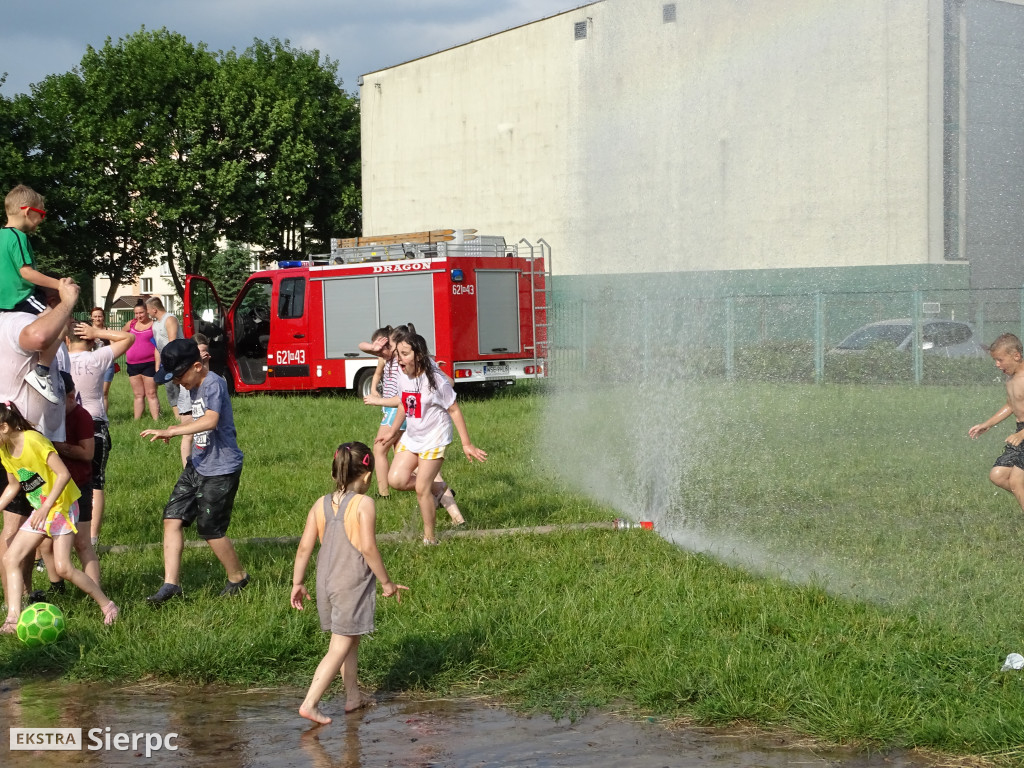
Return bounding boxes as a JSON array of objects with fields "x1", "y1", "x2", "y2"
[{"x1": 483, "y1": 364, "x2": 510, "y2": 376}]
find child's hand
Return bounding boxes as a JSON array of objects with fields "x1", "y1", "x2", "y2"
[
  {"x1": 375, "y1": 431, "x2": 397, "y2": 446},
  {"x1": 1008, "y1": 432, "x2": 1024, "y2": 447},
  {"x1": 463, "y1": 444, "x2": 488, "y2": 463},
  {"x1": 73, "y1": 322, "x2": 96, "y2": 340},
  {"x1": 968, "y1": 424, "x2": 989, "y2": 439},
  {"x1": 364, "y1": 394, "x2": 383, "y2": 406},
  {"x1": 291, "y1": 584, "x2": 310, "y2": 610},
  {"x1": 141, "y1": 428, "x2": 172, "y2": 444},
  {"x1": 381, "y1": 582, "x2": 409, "y2": 603},
  {"x1": 28, "y1": 506, "x2": 48, "y2": 531}
]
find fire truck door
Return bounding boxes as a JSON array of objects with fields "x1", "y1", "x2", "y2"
[
  {"x1": 269, "y1": 275, "x2": 311, "y2": 380},
  {"x1": 232, "y1": 278, "x2": 272, "y2": 385},
  {"x1": 185, "y1": 275, "x2": 229, "y2": 380}
]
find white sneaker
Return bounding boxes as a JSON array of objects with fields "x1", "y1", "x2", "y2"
[{"x1": 26, "y1": 370, "x2": 59, "y2": 403}]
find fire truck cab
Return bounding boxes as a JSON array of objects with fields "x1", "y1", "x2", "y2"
[{"x1": 184, "y1": 232, "x2": 549, "y2": 396}]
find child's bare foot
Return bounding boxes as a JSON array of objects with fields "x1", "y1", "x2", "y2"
[
  {"x1": 0, "y1": 616, "x2": 17, "y2": 635},
  {"x1": 344, "y1": 696, "x2": 368, "y2": 713},
  {"x1": 444, "y1": 499, "x2": 465, "y2": 526},
  {"x1": 299, "y1": 704, "x2": 332, "y2": 725},
  {"x1": 433, "y1": 482, "x2": 450, "y2": 509},
  {"x1": 434, "y1": 484, "x2": 464, "y2": 525}
]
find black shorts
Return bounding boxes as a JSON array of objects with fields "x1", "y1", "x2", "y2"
[
  {"x1": 92, "y1": 419, "x2": 111, "y2": 490},
  {"x1": 1, "y1": 289, "x2": 46, "y2": 315},
  {"x1": 76, "y1": 481, "x2": 93, "y2": 524},
  {"x1": 5, "y1": 490, "x2": 32, "y2": 517},
  {"x1": 163, "y1": 461, "x2": 242, "y2": 540},
  {"x1": 995, "y1": 423, "x2": 1024, "y2": 471},
  {"x1": 127, "y1": 361, "x2": 156, "y2": 377}
]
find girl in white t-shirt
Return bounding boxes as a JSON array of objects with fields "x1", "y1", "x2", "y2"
[
  {"x1": 360, "y1": 324, "x2": 455, "y2": 505},
  {"x1": 377, "y1": 331, "x2": 487, "y2": 544}
]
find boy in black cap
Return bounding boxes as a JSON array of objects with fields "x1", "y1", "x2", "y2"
[{"x1": 141, "y1": 338, "x2": 249, "y2": 603}]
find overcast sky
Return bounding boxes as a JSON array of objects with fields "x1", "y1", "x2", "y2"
[{"x1": 1, "y1": 0, "x2": 584, "y2": 97}]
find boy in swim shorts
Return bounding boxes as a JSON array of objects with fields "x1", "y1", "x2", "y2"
[{"x1": 969, "y1": 333, "x2": 1024, "y2": 513}]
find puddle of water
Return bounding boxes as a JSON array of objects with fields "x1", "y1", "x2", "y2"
[{"x1": 1, "y1": 679, "x2": 948, "y2": 767}]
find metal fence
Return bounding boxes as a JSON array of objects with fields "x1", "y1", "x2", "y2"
[
  {"x1": 71, "y1": 310, "x2": 132, "y2": 370},
  {"x1": 549, "y1": 286, "x2": 1024, "y2": 384}
]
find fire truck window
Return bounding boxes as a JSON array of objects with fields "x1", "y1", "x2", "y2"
[
  {"x1": 189, "y1": 281, "x2": 223, "y2": 342},
  {"x1": 235, "y1": 280, "x2": 272, "y2": 359},
  {"x1": 278, "y1": 277, "x2": 306, "y2": 319}
]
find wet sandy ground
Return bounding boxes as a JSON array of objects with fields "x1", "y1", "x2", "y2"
[{"x1": 1, "y1": 680, "x2": 952, "y2": 767}]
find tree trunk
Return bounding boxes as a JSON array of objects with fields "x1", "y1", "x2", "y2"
[{"x1": 103, "y1": 280, "x2": 123, "y2": 317}]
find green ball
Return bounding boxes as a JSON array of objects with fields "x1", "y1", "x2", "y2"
[{"x1": 16, "y1": 602, "x2": 66, "y2": 647}]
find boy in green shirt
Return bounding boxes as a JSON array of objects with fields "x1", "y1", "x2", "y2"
[{"x1": 1, "y1": 185, "x2": 66, "y2": 404}]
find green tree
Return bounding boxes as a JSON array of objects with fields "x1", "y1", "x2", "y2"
[
  {"x1": 218, "y1": 39, "x2": 361, "y2": 261},
  {"x1": 89, "y1": 29, "x2": 227, "y2": 300},
  {"x1": 204, "y1": 241, "x2": 256, "y2": 300},
  {"x1": 26, "y1": 29, "x2": 214, "y2": 311},
  {"x1": 0, "y1": 84, "x2": 32, "y2": 190},
  {"x1": 0, "y1": 86, "x2": 91, "y2": 293},
  {"x1": 20, "y1": 29, "x2": 361, "y2": 309}
]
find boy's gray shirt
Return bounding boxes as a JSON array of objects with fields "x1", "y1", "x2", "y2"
[{"x1": 187, "y1": 371, "x2": 243, "y2": 476}]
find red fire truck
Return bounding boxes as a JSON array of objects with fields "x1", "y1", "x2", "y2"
[{"x1": 183, "y1": 231, "x2": 550, "y2": 395}]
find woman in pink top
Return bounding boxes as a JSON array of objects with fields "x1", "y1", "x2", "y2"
[{"x1": 122, "y1": 300, "x2": 160, "y2": 420}]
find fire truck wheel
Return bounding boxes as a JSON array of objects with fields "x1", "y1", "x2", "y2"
[{"x1": 354, "y1": 368, "x2": 375, "y2": 399}]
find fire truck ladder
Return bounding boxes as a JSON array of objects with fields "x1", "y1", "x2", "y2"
[{"x1": 518, "y1": 238, "x2": 552, "y2": 380}]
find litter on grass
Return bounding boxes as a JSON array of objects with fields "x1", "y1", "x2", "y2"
[{"x1": 1000, "y1": 653, "x2": 1024, "y2": 671}]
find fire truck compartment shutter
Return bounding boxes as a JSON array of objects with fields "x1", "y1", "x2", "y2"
[
  {"x1": 321, "y1": 273, "x2": 437, "y2": 359},
  {"x1": 377, "y1": 273, "x2": 435, "y2": 352},
  {"x1": 322, "y1": 277, "x2": 378, "y2": 359},
  {"x1": 477, "y1": 270, "x2": 521, "y2": 356}
]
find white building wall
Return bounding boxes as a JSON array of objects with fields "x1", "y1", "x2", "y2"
[
  {"x1": 571, "y1": 1, "x2": 936, "y2": 273},
  {"x1": 360, "y1": 0, "x2": 945, "y2": 275},
  {"x1": 360, "y1": 6, "x2": 580, "y2": 260}
]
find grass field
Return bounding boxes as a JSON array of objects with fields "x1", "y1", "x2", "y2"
[
  {"x1": 547, "y1": 380, "x2": 1024, "y2": 635},
  {"x1": 2, "y1": 376, "x2": 1024, "y2": 763}
]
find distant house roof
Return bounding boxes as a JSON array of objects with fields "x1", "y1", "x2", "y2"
[{"x1": 110, "y1": 294, "x2": 151, "y2": 310}]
